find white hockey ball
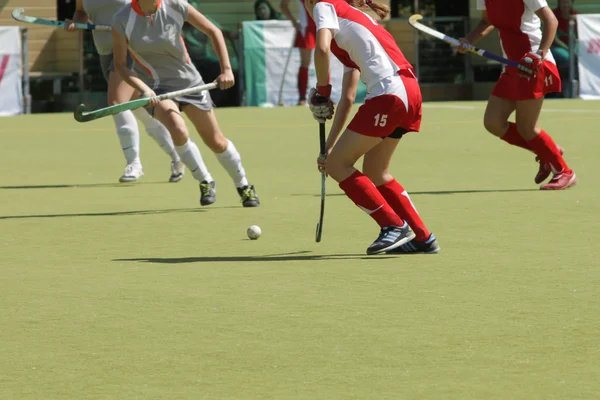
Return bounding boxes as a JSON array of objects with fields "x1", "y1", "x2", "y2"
[{"x1": 247, "y1": 225, "x2": 261, "y2": 240}]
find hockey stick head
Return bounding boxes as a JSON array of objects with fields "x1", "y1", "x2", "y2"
[
  {"x1": 74, "y1": 104, "x2": 93, "y2": 123},
  {"x1": 408, "y1": 14, "x2": 423, "y2": 26},
  {"x1": 11, "y1": 8, "x2": 25, "y2": 20}
]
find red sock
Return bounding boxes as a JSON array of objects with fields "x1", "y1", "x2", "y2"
[
  {"x1": 298, "y1": 67, "x2": 309, "y2": 100},
  {"x1": 339, "y1": 171, "x2": 404, "y2": 228},
  {"x1": 377, "y1": 179, "x2": 430, "y2": 241},
  {"x1": 527, "y1": 130, "x2": 570, "y2": 173},
  {"x1": 501, "y1": 123, "x2": 532, "y2": 152}
]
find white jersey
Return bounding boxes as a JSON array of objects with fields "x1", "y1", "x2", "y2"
[
  {"x1": 83, "y1": 0, "x2": 129, "y2": 55},
  {"x1": 477, "y1": 0, "x2": 555, "y2": 65},
  {"x1": 296, "y1": 0, "x2": 310, "y2": 32},
  {"x1": 313, "y1": 0, "x2": 412, "y2": 96}
]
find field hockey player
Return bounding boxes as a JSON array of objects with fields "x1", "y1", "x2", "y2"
[
  {"x1": 306, "y1": 0, "x2": 439, "y2": 254},
  {"x1": 459, "y1": 0, "x2": 577, "y2": 190},
  {"x1": 65, "y1": 0, "x2": 185, "y2": 183},
  {"x1": 112, "y1": 0, "x2": 260, "y2": 207}
]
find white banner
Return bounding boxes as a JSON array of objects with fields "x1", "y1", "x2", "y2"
[
  {"x1": 0, "y1": 27, "x2": 23, "y2": 116},
  {"x1": 242, "y1": 20, "x2": 366, "y2": 106},
  {"x1": 263, "y1": 21, "x2": 345, "y2": 106},
  {"x1": 577, "y1": 14, "x2": 600, "y2": 100}
]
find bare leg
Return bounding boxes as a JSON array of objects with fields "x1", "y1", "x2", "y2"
[
  {"x1": 515, "y1": 98, "x2": 575, "y2": 189},
  {"x1": 153, "y1": 101, "x2": 212, "y2": 185},
  {"x1": 364, "y1": 138, "x2": 433, "y2": 244},
  {"x1": 483, "y1": 95, "x2": 516, "y2": 138},
  {"x1": 362, "y1": 137, "x2": 400, "y2": 186},
  {"x1": 514, "y1": 97, "x2": 544, "y2": 140},
  {"x1": 180, "y1": 106, "x2": 228, "y2": 152},
  {"x1": 327, "y1": 129, "x2": 414, "y2": 254}
]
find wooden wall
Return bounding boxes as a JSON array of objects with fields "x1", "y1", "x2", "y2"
[
  {"x1": 384, "y1": 19, "x2": 415, "y2": 63},
  {"x1": 196, "y1": 0, "x2": 254, "y2": 32},
  {"x1": 0, "y1": 0, "x2": 393, "y2": 74},
  {"x1": 0, "y1": 0, "x2": 79, "y2": 72},
  {"x1": 198, "y1": 0, "x2": 391, "y2": 32}
]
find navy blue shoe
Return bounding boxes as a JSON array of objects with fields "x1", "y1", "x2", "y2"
[
  {"x1": 386, "y1": 233, "x2": 440, "y2": 254},
  {"x1": 366, "y1": 222, "x2": 415, "y2": 255}
]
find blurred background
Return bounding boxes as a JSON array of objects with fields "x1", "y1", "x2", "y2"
[{"x1": 0, "y1": 0, "x2": 598, "y2": 114}]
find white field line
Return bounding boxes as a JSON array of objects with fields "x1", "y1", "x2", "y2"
[
  {"x1": 542, "y1": 108, "x2": 597, "y2": 113},
  {"x1": 422, "y1": 104, "x2": 479, "y2": 110},
  {"x1": 423, "y1": 104, "x2": 597, "y2": 113}
]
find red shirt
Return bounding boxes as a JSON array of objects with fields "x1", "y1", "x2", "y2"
[
  {"x1": 480, "y1": 0, "x2": 547, "y2": 62},
  {"x1": 313, "y1": 0, "x2": 412, "y2": 82}
]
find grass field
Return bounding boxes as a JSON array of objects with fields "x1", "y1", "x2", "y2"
[{"x1": 1, "y1": 100, "x2": 599, "y2": 399}]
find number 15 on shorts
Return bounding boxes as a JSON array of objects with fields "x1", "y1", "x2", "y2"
[{"x1": 374, "y1": 113, "x2": 388, "y2": 127}]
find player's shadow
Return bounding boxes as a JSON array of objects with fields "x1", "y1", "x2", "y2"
[
  {"x1": 0, "y1": 207, "x2": 234, "y2": 220},
  {"x1": 115, "y1": 251, "x2": 396, "y2": 264},
  {"x1": 399, "y1": 188, "x2": 540, "y2": 195},
  {"x1": 0, "y1": 182, "x2": 166, "y2": 190},
  {"x1": 292, "y1": 188, "x2": 539, "y2": 197}
]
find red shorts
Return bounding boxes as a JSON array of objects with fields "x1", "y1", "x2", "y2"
[
  {"x1": 492, "y1": 61, "x2": 561, "y2": 101},
  {"x1": 348, "y1": 69, "x2": 422, "y2": 138},
  {"x1": 294, "y1": 20, "x2": 316, "y2": 49}
]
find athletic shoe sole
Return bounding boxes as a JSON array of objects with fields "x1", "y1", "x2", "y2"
[
  {"x1": 386, "y1": 244, "x2": 441, "y2": 255},
  {"x1": 540, "y1": 172, "x2": 577, "y2": 190},
  {"x1": 119, "y1": 174, "x2": 143, "y2": 183},
  {"x1": 367, "y1": 230, "x2": 416, "y2": 255},
  {"x1": 169, "y1": 173, "x2": 184, "y2": 183}
]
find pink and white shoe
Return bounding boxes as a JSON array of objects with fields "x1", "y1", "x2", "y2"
[
  {"x1": 540, "y1": 170, "x2": 577, "y2": 190},
  {"x1": 535, "y1": 146, "x2": 564, "y2": 184}
]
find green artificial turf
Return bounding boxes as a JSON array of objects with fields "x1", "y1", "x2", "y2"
[{"x1": 0, "y1": 100, "x2": 598, "y2": 399}]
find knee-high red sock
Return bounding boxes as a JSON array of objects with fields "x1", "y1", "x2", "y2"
[
  {"x1": 377, "y1": 179, "x2": 430, "y2": 241},
  {"x1": 501, "y1": 123, "x2": 532, "y2": 152},
  {"x1": 527, "y1": 130, "x2": 570, "y2": 173},
  {"x1": 298, "y1": 67, "x2": 309, "y2": 100},
  {"x1": 339, "y1": 171, "x2": 404, "y2": 228}
]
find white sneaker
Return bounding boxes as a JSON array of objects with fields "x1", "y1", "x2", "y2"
[
  {"x1": 119, "y1": 162, "x2": 144, "y2": 183},
  {"x1": 169, "y1": 160, "x2": 185, "y2": 183}
]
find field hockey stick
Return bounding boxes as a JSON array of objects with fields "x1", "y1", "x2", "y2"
[
  {"x1": 12, "y1": 8, "x2": 110, "y2": 31},
  {"x1": 408, "y1": 14, "x2": 532, "y2": 75},
  {"x1": 315, "y1": 122, "x2": 326, "y2": 243},
  {"x1": 74, "y1": 82, "x2": 218, "y2": 122},
  {"x1": 277, "y1": 31, "x2": 297, "y2": 106}
]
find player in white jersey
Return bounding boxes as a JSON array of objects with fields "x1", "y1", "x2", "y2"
[
  {"x1": 112, "y1": 0, "x2": 259, "y2": 207},
  {"x1": 305, "y1": 0, "x2": 439, "y2": 255},
  {"x1": 66, "y1": 0, "x2": 184, "y2": 183}
]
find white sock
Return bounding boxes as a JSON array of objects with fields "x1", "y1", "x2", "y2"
[
  {"x1": 214, "y1": 140, "x2": 248, "y2": 188},
  {"x1": 175, "y1": 139, "x2": 212, "y2": 183},
  {"x1": 131, "y1": 107, "x2": 180, "y2": 163},
  {"x1": 112, "y1": 111, "x2": 140, "y2": 165}
]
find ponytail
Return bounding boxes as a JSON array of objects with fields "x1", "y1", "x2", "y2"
[{"x1": 346, "y1": 0, "x2": 390, "y2": 20}]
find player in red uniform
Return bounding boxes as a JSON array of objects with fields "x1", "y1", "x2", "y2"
[
  {"x1": 460, "y1": 0, "x2": 576, "y2": 190},
  {"x1": 305, "y1": 0, "x2": 439, "y2": 255},
  {"x1": 281, "y1": 0, "x2": 317, "y2": 104}
]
